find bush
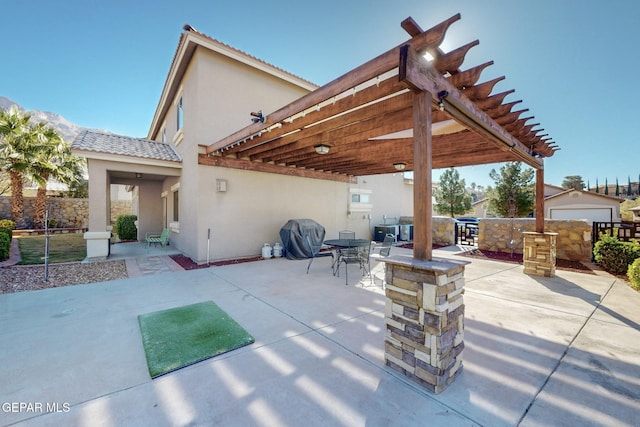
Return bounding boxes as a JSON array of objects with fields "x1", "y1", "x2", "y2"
[
  {"x1": 0, "y1": 227, "x2": 12, "y2": 242},
  {"x1": 0, "y1": 233, "x2": 10, "y2": 260},
  {"x1": 593, "y1": 233, "x2": 640, "y2": 275},
  {"x1": 115, "y1": 215, "x2": 138, "y2": 241},
  {"x1": 0, "y1": 219, "x2": 16, "y2": 230},
  {"x1": 628, "y1": 258, "x2": 640, "y2": 291}
]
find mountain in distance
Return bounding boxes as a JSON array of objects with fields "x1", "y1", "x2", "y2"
[{"x1": 0, "y1": 96, "x2": 106, "y2": 143}]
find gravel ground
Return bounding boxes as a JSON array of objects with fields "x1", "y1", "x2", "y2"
[{"x1": 0, "y1": 261, "x2": 129, "y2": 294}]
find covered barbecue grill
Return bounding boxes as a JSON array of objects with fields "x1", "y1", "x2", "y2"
[{"x1": 279, "y1": 219, "x2": 326, "y2": 259}]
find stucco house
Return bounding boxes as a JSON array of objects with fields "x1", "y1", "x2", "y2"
[
  {"x1": 71, "y1": 27, "x2": 415, "y2": 263},
  {"x1": 472, "y1": 184, "x2": 622, "y2": 222}
]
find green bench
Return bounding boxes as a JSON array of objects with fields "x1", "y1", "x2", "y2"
[{"x1": 145, "y1": 229, "x2": 170, "y2": 251}]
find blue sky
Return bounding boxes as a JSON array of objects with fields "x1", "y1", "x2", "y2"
[{"x1": 3, "y1": 0, "x2": 639, "y2": 188}]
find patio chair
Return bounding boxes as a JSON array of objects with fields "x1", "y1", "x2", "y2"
[
  {"x1": 368, "y1": 233, "x2": 394, "y2": 285},
  {"x1": 338, "y1": 230, "x2": 356, "y2": 240},
  {"x1": 305, "y1": 235, "x2": 333, "y2": 274},
  {"x1": 145, "y1": 228, "x2": 170, "y2": 251},
  {"x1": 337, "y1": 240, "x2": 369, "y2": 285}
]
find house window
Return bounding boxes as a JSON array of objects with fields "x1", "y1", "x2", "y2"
[
  {"x1": 176, "y1": 96, "x2": 183, "y2": 131},
  {"x1": 161, "y1": 193, "x2": 167, "y2": 228},
  {"x1": 351, "y1": 193, "x2": 370, "y2": 203},
  {"x1": 348, "y1": 188, "x2": 373, "y2": 214},
  {"x1": 173, "y1": 189, "x2": 179, "y2": 221},
  {"x1": 161, "y1": 127, "x2": 167, "y2": 143}
]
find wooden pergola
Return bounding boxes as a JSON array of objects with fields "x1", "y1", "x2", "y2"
[{"x1": 203, "y1": 14, "x2": 558, "y2": 261}]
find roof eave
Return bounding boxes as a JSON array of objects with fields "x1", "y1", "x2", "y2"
[{"x1": 71, "y1": 149, "x2": 183, "y2": 169}]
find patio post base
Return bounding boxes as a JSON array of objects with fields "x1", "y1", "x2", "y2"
[
  {"x1": 523, "y1": 232, "x2": 558, "y2": 278},
  {"x1": 382, "y1": 255, "x2": 467, "y2": 394},
  {"x1": 84, "y1": 231, "x2": 111, "y2": 259}
]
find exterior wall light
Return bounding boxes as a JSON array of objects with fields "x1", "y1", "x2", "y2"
[
  {"x1": 314, "y1": 144, "x2": 330, "y2": 155},
  {"x1": 437, "y1": 90, "x2": 449, "y2": 112}
]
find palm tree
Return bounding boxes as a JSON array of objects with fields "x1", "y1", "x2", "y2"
[
  {"x1": 30, "y1": 124, "x2": 83, "y2": 227},
  {"x1": 0, "y1": 106, "x2": 37, "y2": 227}
]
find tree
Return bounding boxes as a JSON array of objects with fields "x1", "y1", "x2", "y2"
[
  {"x1": 604, "y1": 178, "x2": 609, "y2": 195},
  {"x1": 30, "y1": 124, "x2": 84, "y2": 227},
  {"x1": 486, "y1": 162, "x2": 535, "y2": 218},
  {"x1": 621, "y1": 198, "x2": 640, "y2": 222},
  {"x1": 0, "y1": 106, "x2": 85, "y2": 228},
  {"x1": 0, "y1": 106, "x2": 37, "y2": 227},
  {"x1": 65, "y1": 176, "x2": 88, "y2": 199},
  {"x1": 434, "y1": 168, "x2": 472, "y2": 217},
  {"x1": 0, "y1": 171, "x2": 10, "y2": 196},
  {"x1": 562, "y1": 175, "x2": 585, "y2": 191},
  {"x1": 595, "y1": 178, "x2": 599, "y2": 193},
  {"x1": 615, "y1": 178, "x2": 620, "y2": 197}
]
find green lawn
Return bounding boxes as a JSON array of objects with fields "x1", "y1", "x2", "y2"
[{"x1": 17, "y1": 233, "x2": 86, "y2": 264}]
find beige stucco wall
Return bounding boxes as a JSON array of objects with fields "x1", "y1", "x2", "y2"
[
  {"x1": 354, "y1": 173, "x2": 414, "y2": 236},
  {"x1": 136, "y1": 181, "x2": 164, "y2": 241},
  {"x1": 186, "y1": 166, "x2": 349, "y2": 263},
  {"x1": 154, "y1": 47, "x2": 339, "y2": 262}
]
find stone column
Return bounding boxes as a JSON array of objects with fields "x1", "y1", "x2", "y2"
[
  {"x1": 523, "y1": 232, "x2": 558, "y2": 277},
  {"x1": 383, "y1": 255, "x2": 467, "y2": 394}
]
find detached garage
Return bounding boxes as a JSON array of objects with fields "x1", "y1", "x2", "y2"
[{"x1": 545, "y1": 187, "x2": 622, "y2": 223}]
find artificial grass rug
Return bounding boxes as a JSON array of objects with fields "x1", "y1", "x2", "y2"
[{"x1": 138, "y1": 301, "x2": 254, "y2": 378}]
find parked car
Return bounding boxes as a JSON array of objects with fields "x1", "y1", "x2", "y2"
[
  {"x1": 455, "y1": 217, "x2": 479, "y2": 224},
  {"x1": 455, "y1": 217, "x2": 479, "y2": 238}
]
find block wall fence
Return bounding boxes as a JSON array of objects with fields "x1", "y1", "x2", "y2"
[{"x1": 0, "y1": 196, "x2": 131, "y2": 229}]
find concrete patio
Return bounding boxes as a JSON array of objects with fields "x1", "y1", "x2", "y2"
[{"x1": 1, "y1": 246, "x2": 639, "y2": 426}]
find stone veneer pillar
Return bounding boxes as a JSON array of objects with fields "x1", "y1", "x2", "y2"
[
  {"x1": 523, "y1": 232, "x2": 558, "y2": 277},
  {"x1": 383, "y1": 255, "x2": 468, "y2": 394}
]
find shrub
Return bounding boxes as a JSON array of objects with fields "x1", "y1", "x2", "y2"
[
  {"x1": 115, "y1": 215, "x2": 138, "y2": 241},
  {"x1": 628, "y1": 258, "x2": 640, "y2": 291},
  {"x1": 593, "y1": 233, "x2": 640, "y2": 275},
  {"x1": 0, "y1": 227, "x2": 12, "y2": 242},
  {"x1": 0, "y1": 233, "x2": 10, "y2": 260},
  {"x1": 0, "y1": 219, "x2": 16, "y2": 230}
]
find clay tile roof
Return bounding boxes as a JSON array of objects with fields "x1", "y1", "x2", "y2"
[{"x1": 71, "y1": 130, "x2": 182, "y2": 163}]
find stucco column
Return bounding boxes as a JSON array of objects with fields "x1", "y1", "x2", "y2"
[{"x1": 84, "y1": 160, "x2": 111, "y2": 258}]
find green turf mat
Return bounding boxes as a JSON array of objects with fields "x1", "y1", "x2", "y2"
[{"x1": 138, "y1": 301, "x2": 254, "y2": 378}]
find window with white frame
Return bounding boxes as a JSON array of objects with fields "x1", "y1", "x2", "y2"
[
  {"x1": 169, "y1": 183, "x2": 180, "y2": 233},
  {"x1": 348, "y1": 188, "x2": 373, "y2": 213},
  {"x1": 176, "y1": 96, "x2": 183, "y2": 131},
  {"x1": 173, "y1": 188, "x2": 179, "y2": 221},
  {"x1": 161, "y1": 191, "x2": 168, "y2": 229}
]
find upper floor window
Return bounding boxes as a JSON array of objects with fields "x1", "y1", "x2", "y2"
[
  {"x1": 176, "y1": 96, "x2": 183, "y2": 131},
  {"x1": 161, "y1": 127, "x2": 167, "y2": 143},
  {"x1": 173, "y1": 189, "x2": 179, "y2": 221}
]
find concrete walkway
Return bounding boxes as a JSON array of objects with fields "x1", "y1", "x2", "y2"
[{"x1": 1, "y1": 247, "x2": 639, "y2": 426}]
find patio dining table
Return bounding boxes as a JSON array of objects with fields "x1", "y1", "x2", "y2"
[
  {"x1": 324, "y1": 239, "x2": 371, "y2": 275},
  {"x1": 324, "y1": 238, "x2": 371, "y2": 249}
]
